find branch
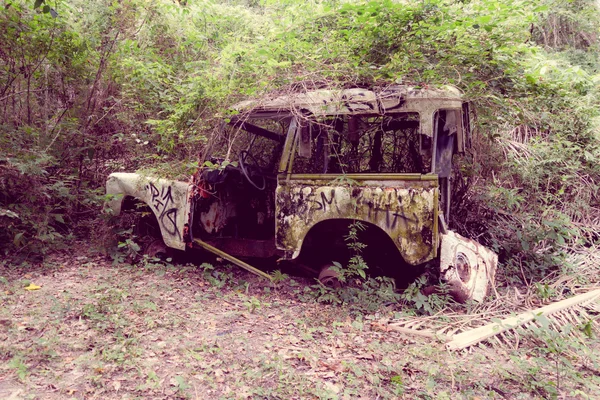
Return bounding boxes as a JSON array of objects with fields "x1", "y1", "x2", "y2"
[{"x1": 0, "y1": 88, "x2": 46, "y2": 102}]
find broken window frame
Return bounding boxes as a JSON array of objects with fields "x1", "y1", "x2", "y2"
[
  {"x1": 432, "y1": 107, "x2": 465, "y2": 224},
  {"x1": 279, "y1": 107, "x2": 466, "y2": 178}
]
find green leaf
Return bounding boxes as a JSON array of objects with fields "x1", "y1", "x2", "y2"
[
  {"x1": 202, "y1": 160, "x2": 215, "y2": 170},
  {"x1": 0, "y1": 208, "x2": 19, "y2": 219},
  {"x1": 256, "y1": 49, "x2": 270, "y2": 57},
  {"x1": 13, "y1": 232, "x2": 24, "y2": 247},
  {"x1": 581, "y1": 320, "x2": 594, "y2": 338},
  {"x1": 477, "y1": 15, "x2": 492, "y2": 25},
  {"x1": 534, "y1": 313, "x2": 550, "y2": 330}
]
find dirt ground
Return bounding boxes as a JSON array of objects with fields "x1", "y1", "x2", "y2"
[{"x1": 1, "y1": 248, "x2": 599, "y2": 400}]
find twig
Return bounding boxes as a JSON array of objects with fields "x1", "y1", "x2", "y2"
[{"x1": 0, "y1": 89, "x2": 46, "y2": 102}]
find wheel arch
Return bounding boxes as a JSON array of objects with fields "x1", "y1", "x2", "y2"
[
  {"x1": 281, "y1": 215, "x2": 434, "y2": 267},
  {"x1": 293, "y1": 218, "x2": 428, "y2": 287}
]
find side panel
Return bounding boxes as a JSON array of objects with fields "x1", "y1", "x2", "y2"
[
  {"x1": 276, "y1": 175, "x2": 438, "y2": 265},
  {"x1": 106, "y1": 173, "x2": 192, "y2": 250}
]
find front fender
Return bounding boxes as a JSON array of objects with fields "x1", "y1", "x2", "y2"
[
  {"x1": 440, "y1": 230, "x2": 497, "y2": 303},
  {"x1": 106, "y1": 173, "x2": 192, "y2": 250}
]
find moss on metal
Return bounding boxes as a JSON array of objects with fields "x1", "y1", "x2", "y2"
[{"x1": 276, "y1": 177, "x2": 438, "y2": 265}]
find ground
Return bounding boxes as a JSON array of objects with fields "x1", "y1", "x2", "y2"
[{"x1": 1, "y1": 247, "x2": 599, "y2": 400}]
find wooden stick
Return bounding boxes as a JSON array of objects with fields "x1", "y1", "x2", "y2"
[
  {"x1": 387, "y1": 325, "x2": 450, "y2": 341},
  {"x1": 193, "y1": 239, "x2": 273, "y2": 282}
]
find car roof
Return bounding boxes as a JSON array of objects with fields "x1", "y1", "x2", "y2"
[{"x1": 231, "y1": 85, "x2": 463, "y2": 118}]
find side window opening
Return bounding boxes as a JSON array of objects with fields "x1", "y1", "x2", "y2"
[
  {"x1": 195, "y1": 118, "x2": 287, "y2": 241},
  {"x1": 434, "y1": 110, "x2": 457, "y2": 179},
  {"x1": 292, "y1": 113, "x2": 430, "y2": 174}
]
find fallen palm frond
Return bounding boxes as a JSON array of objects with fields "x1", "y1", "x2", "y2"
[
  {"x1": 536, "y1": 244, "x2": 600, "y2": 298},
  {"x1": 446, "y1": 288, "x2": 600, "y2": 350},
  {"x1": 383, "y1": 288, "x2": 600, "y2": 351}
]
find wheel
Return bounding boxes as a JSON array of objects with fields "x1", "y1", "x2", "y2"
[
  {"x1": 239, "y1": 150, "x2": 266, "y2": 190},
  {"x1": 143, "y1": 238, "x2": 169, "y2": 260},
  {"x1": 318, "y1": 264, "x2": 341, "y2": 288}
]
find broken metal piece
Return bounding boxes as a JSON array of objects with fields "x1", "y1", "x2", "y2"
[{"x1": 440, "y1": 230, "x2": 498, "y2": 303}]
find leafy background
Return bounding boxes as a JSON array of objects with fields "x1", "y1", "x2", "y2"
[{"x1": 1, "y1": 0, "x2": 599, "y2": 284}]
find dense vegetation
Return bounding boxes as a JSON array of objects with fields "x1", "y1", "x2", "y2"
[{"x1": 1, "y1": 0, "x2": 599, "y2": 284}]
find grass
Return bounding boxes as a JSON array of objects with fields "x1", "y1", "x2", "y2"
[{"x1": 0, "y1": 248, "x2": 599, "y2": 399}]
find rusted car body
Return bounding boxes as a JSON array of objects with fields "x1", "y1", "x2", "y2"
[{"x1": 106, "y1": 85, "x2": 497, "y2": 302}]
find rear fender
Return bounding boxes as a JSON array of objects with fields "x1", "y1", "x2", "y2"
[
  {"x1": 440, "y1": 230, "x2": 497, "y2": 302},
  {"x1": 276, "y1": 177, "x2": 439, "y2": 266}
]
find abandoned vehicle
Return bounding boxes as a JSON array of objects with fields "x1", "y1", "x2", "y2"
[{"x1": 106, "y1": 85, "x2": 498, "y2": 302}]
